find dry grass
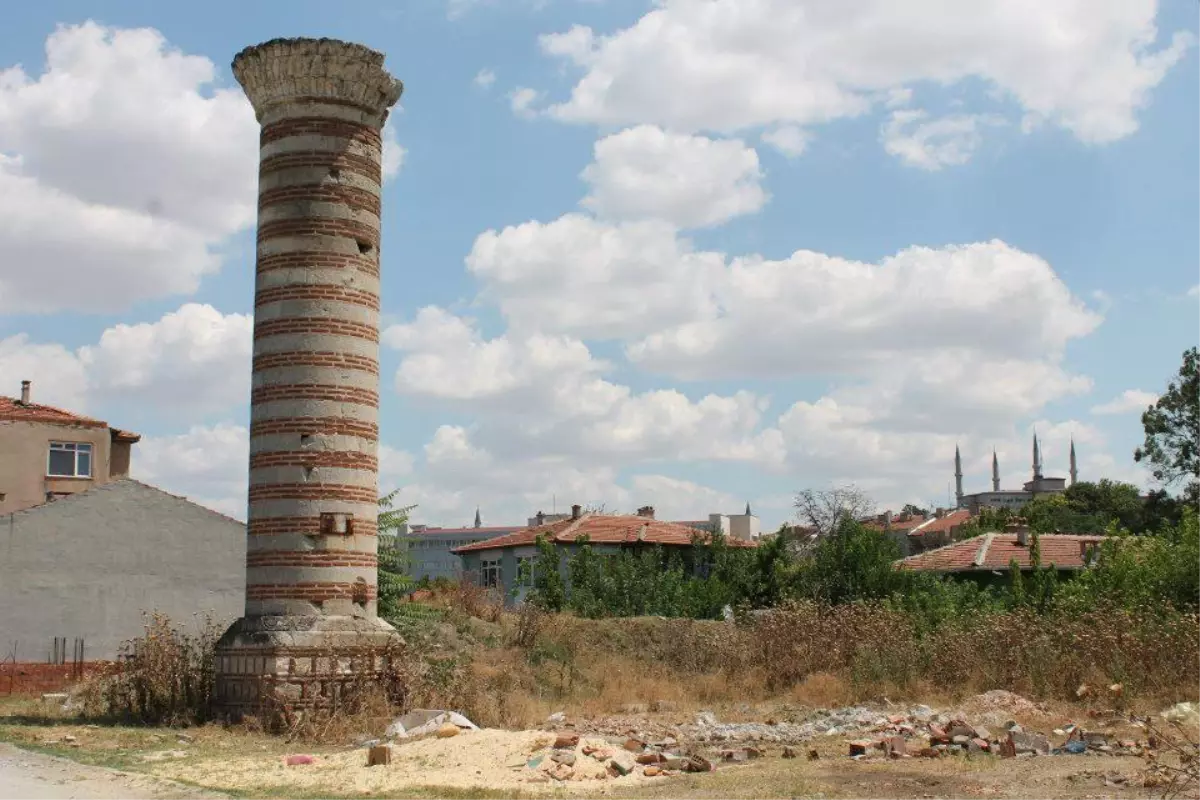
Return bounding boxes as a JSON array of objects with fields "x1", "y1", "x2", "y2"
[{"x1": 408, "y1": 597, "x2": 1198, "y2": 727}]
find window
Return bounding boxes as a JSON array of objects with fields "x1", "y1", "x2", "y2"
[
  {"x1": 480, "y1": 557, "x2": 501, "y2": 589},
  {"x1": 47, "y1": 442, "x2": 92, "y2": 478},
  {"x1": 516, "y1": 556, "x2": 536, "y2": 588}
]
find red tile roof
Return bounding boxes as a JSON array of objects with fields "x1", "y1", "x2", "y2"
[
  {"x1": 409, "y1": 525, "x2": 523, "y2": 535},
  {"x1": 0, "y1": 396, "x2": 107, "y2": 428},
  {"x1": 864, "y1": 514, "x2": 928, "y2": 533},
  {"x1": 453, "y1": 514, "x2": 758, "y2": 554},
  {"x1": 908, "y1": 509, "x2": 972, "y2": 537},
  {"x1": 897, "y1": 532, "x2": 1107, "y2": 573}
]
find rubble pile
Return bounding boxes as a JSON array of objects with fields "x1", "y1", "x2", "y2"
[{"x1": 841, "y1": 711, "x2": 1148, "y2": 761}]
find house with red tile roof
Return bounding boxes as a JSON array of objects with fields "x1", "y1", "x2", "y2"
[
  {"x1": 453, "y1": 505, "x2": 755, "y2": 604},
  {"x1": 896, "y1": 526, "x2": 1106, "y2": 583},
  {"x1": 1, "y1": 380, "x2": 141, "y2": 514}
]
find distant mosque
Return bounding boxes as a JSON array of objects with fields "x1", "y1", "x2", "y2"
[{"x1": 955, "y1": 434, "x2": 1078, "y2": 513}]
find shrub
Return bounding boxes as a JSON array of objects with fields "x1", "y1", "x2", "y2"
[{"x1": 79, "y1": 612, "x2": 222, "y2": 726}]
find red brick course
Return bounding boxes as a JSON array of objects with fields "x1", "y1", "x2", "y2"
[
  {"x1": 259, "y1": 152, "x2": 380, "y2": 184},
  {"x1": 246, "y1": 582, "x2": 379, "y2": 601},
  {"x1": 250, "y1": 385, "x2": 378, "y2": 406},
  {"x1": 256, "y1": 251, "x2": 380, "y2": 278},
  {"x1": 261, "y1": 117, "x2": 381, "y2": 148},
  {"x1": 253, "y1": 317, "x2": 379, "y2": 343},
  {"x1": 246, "y1": 552, "x2": 378, "y2": 568},
  {"x1": 249, "y1": 517, "x2": 379, "y2": 536},
  {"x1": 249, "y1": 484, "x2": 378, "y2": 503},
  {"x1": 249, "y1": 450, "x2": 378, "y2": 470},
  {"x1": 257, "y1": 217, "x2": 379, "y2": 247},
  {"x1": 255, "y1": 284, "x2": 380, "y2": 312},
  {"x1": 258, "y1": 184, "x2": 381, "y2": 216},
  {"x1": 252, "y1": 351, "x2": 380, "y2": 375},
  {"x1": 249, "y1": 418, "x2": 378, "y2": 440}
]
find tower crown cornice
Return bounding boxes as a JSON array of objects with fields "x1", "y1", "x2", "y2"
[{"x1": 232, "y1": 38, "x2": 403, "y2": 126}]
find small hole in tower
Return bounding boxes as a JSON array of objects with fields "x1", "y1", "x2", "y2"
[
  {"x1": 328, "y1": 168, "x2": 341, "y2": 181},
  {"x1": 356, "y1": 239, "x2": 374, "y2": 255},
  {"x1": 352, "y1": 578, "x2": 368, "y2": 608},
  {"x1": 300, "y1": 434, "x2": 312, "y2": 445}
]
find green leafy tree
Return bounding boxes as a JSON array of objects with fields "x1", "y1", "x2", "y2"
[
  {"x1": 1063, "y1": 479, "x2": 1146, "y2": 532},
  {"x1": 525, "y1": 535, "x2": 567, "y2": 612},
  {"x1": 1135, "y1": 347, "x2": 1199, "y2": 505},
  {"x1": 376, "y1": 489, "x2": 417, "y2": 619},
  {"x1": 794, "y1": 517, "x2": 903, "y2": 604}
]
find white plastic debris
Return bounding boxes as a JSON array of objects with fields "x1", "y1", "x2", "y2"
[
  {"x1": 385, "y1": 709, "x2": 478, "y2": 740},
  {"x1": 1161, "y1": 702, "x2": 1200, "y2": 729}
]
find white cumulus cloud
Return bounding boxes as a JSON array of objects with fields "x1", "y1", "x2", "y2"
[
  {"x1": 1091, "y1": 389, "x2": 1159, "y2": 415},
  {"x1": 539, "y1": 0, "x2": 1192, "y2": 152},
  {"x1": 0, "y1": 22, "x2": 259, "y2": 313},
  {"x1": 580, "y1": 125, "x2": 768, "y2": 228}
]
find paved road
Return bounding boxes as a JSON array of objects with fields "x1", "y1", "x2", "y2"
[{"x1": 0, "y1": 742, "x2": 220, "y2": 799}]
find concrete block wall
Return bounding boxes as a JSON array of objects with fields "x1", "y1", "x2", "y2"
[{"x1": 0, "y1": 480, "x2": 245, "y2": 661}]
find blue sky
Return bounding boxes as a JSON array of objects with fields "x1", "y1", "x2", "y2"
[{"x1": 1, "y1": 0, "x2": 1196, "y2": 528}]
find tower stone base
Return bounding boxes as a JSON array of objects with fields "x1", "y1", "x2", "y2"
[{"x1": 214, "y1": 615, "x2": 402, "y2": 720}]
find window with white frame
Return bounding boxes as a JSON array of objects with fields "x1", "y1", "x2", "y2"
[
  {"x1": 47, "y1": 442, "x2": 92, "y2": 478},
  {"x1": 480, "y1": 556, "x2": 501, "y2": 588}
]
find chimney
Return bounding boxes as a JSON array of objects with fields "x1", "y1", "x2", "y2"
[
  {"x1": 535, "y1": 510, "x2": 545, "y2": 526},
  {"x1": 20, "y1": 380, "x2": 30, "y2": 405},
  {"x1": 935, "y1": 508, "x2": 945, "y2": 520},
  {"x1": 636, "y1": 505, "x2": 655, "y2": 519},
  {"x1": 571, "y1": 504, "x2": 581, "y2": 520}
]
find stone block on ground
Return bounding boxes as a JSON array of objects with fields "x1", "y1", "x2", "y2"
[
  {"x1": 554, "y1": 733, "x2": 580, "y2": 749},
  {"x1": 551, "y1": 751, "x2": 576, "y2": 766},
  {"x1": 643, "y1": 765, "x2": 662, "y2": 777},
  {"x1": 781, "y1": 746, "x2": 797, "y2": 759},
  {"x1": 608, "y1": 751, "x2": 636, "y2": 776},
  {"x1": 685, "y1": 755, "x2": 714, "y2": 772},
  {"x1": 636, "y1": 752, "x2": 663, "y2": 765},
  {"x1": 1009, "y1": 731, "x2": 1050, "y2": 756},
  {"x1": 623, "y1": 737, "x2": 645, "y2": 752},
  {"x1": 285, "y1": 755, "x2": 314, "y2": 766},
  {"x1": 367, "y1": 744, "x2": 392, "y2": 766}
]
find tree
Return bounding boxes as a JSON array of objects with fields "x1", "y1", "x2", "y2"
[
  {"x1": 376, "y1": 489, "x2": 418, "y2": 619},
  {"x1": 1135, "y1": 347, "x2": 1199, "y2": 505},
  {"x1": 901, "y1": 503, "x2": 929, "y2": 517},
  {"x1": 793, "y1": 517, "x2": 903, "y2": 605},
  {"x1": 793, "y1": 485, "x2": 875, "y2": 540}
]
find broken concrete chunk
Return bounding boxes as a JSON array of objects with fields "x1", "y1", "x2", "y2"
[
  {"x1": 554, "y1": 733, "x2": 580, "y2": 749},
  {"x1": 643, "y1": 765, "x2": 662, "y2": 777},
  {"x1": 386, "y1": 710, "x2": 478, "y2": 739},
  {"x1": 1008, "y1": 731, "x2": 1051, "y2": 755},
  {"x1": 608, "y1": 751, "x2": 636, "y2": 776},
  {"x1": 623, "y1": 737, "x2": 645, "y2": 752}
]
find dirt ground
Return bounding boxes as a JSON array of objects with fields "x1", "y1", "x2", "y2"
[
  {"x1": 0, "y1": 692, "x2": 1184, "y2": 799},
  {"x1": 0, "y1": 741, "x2": 221, "y2": 800}
]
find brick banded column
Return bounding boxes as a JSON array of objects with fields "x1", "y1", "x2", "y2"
[
  {"x1": 216, "y1": 38, "x2": 404, "y2": 719},
  {"x1": 232, "y1": 38, "x2": 401, "y2": 618}
]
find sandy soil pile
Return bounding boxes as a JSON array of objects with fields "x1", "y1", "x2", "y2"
[{"x1": 154, "y1": 728, "x2": 661, "y2": 795}]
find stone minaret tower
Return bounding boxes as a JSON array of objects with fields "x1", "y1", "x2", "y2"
[
  {"x1": 1069, "y1": 437, "x2": 1078, "y2": 486},
  {"x1": 992, "y1": 449, "x2": 1000, "y2": 491},
  {"x1": 1032, "y1": 433, "x2": 1043, "y2": 479},
  {"x1": 954, "y1": 445, "x2": 964, "y2": 508},
  {"x1": 215, "y1": 38, "x2": 404, "y2": 717}
]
